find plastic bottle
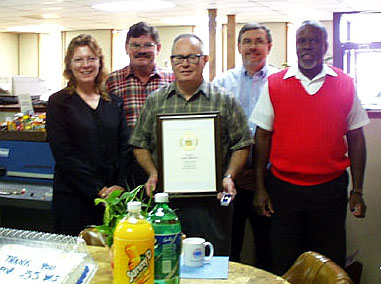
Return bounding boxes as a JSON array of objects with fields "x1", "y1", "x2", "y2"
[
  {"x1": 113, "y1": 201, "x2": 155, "y2": 284},
  {"x1": 148, "y1": 193, "x2": 182, "y2": 284}
]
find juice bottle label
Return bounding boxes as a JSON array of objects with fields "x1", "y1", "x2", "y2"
[
  {"x1": 154, "y1": 232, "x2": 181, "y2": 280},
  {"x1": 114, "y1": 237, "x2": 154, "y2": 284}
]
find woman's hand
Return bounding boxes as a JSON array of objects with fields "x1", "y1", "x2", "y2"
[{"x1": 98, "y1": 185, "x2": 125, "y2": 198}]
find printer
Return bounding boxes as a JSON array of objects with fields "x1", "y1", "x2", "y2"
[{"x1": 0, "y1": 133, "x2": 55, "y2": 232}]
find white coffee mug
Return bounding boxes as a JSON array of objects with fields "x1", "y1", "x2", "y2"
[{"x1": 183, "y1": 237, "x2": 214, "y2": 267}]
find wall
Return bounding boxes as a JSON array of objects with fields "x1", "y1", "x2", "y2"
[
  {"x1": 0, "y1": 33, "x2": 19, "y2": 89},
  {"x1": 347, "y1": 118, "x2": 381, "y2": 284},
  {"x1": 322, "y1": 20, "x2": 333, "y2": 63},
  {"x1": 156, "y1": 26, "x2": 194, "y2": 69},
  {"x1": 19, "y1": 33, "x2": 39, "y2": 77},
  {"x1": 266, "y1": 22, "x2": 287, "y2": 68}
]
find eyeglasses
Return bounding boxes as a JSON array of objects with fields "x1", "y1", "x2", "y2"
[
  {"x1": 128, "y1": 42, "x2": 156, "y2": 50},
  {"x1": 241, "y1": 38, "x2": 268, "y2": 47},
  {"x1": 72, "y1": 56, "x2": 99, "y2": 66},
  {"x1": 170, "y1": 54, "x2": 203, "y2": 65}
]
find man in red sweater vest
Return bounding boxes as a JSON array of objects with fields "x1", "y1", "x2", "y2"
[{"x1": 250, "y1": 20, "x2": 369, "y2": 275}]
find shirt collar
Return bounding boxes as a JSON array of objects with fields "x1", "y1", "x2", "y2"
[
  {"x1": 283, "y1": 64, "x2": 338, "y2": 81},
  {"x1": 125, "y1": 64, "x2": 161, "y2": 79},
  {"x1": 242, "y1": 64, "x2": 268, "y2": 80},
  {"x1": 167, "y1": 80, "x2": 209, "y2": 99}
]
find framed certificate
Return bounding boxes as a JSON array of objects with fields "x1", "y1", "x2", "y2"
[{"x1": 156, "y1": 112, "x2": 222, "y2": 194}]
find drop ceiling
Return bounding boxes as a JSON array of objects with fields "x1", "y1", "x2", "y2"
[{"x1": 0, "y1": 0, "x2": 380, "y2": 33}]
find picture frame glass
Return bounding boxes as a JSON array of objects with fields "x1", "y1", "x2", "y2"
[{"x1": 157, "y1": 113, "x2": 221, "y2": 194}]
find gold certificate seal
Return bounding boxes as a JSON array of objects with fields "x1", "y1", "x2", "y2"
[{"x1": 180, "y1": 132, "x2": 199, "y2": 151}]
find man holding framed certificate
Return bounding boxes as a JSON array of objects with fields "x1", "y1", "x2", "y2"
[{"x1": 130, "y1": 33, "x2": 252, "y2": 255}]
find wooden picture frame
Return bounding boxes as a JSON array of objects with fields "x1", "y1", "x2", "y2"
[{"x1": 156, "y1": 112, "x2": 222, "y2": 195}]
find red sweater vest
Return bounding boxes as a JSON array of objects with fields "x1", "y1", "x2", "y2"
[{"x1": 268, "y1": 67, "x2": 354, "y2": 185}]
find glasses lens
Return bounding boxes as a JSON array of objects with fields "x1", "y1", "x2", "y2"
[
  {"x1": 242, "y1": 39, "x2": 266, "y2": 46},
  {"x1": 171, "y1": 54, "x2": 201, "y2": 65},
  {"x1": 144, "y1": 43, "x2": 155, "y2": 48},
  {"x1": 171, "y1": 55, "x2": 182, "y2": 65},
  {"x1": 72, "y1": 57, "x2": 98, "y2": 65},
  {"x1": 130, "y1": 43, "x2": 141, "y2": 49},
  {"x1": 130, "y1": 42, "x2": 155, "y2": 50},
  {"x1": 188, "y1": 55, "x2": 200, "y2": 64}
]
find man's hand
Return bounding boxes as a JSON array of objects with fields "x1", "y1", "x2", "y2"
[
  {"x1": 254, "y1": 187, "x2": 274, "y2": 217},
  {"x1": 98, "y1": 185, "x2": 125, "y2": 198},
  {"x1": 349, "y1": 191, "x2": 366, "y2": 218},
  {"x1": 145, "y1": 174, "x2": 158, "y2": 197},
  {"x1": 217, "y1": 177, "x2": 237, "y2": 201}
]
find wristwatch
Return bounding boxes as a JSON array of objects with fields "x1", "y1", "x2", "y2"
[{"x1": 223, "y1": 173, "x2": 233, "y2": 179}]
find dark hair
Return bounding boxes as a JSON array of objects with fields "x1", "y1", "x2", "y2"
[
  {"x1": 172, "y1": 33, "x2": 204, "y2": 54},
  {"x1": 63, "y1": 34, "x2": 109, "y2": 100},
  {"x1": 238, "y1": 23, "x2": 273, "y2": 44},
  {"x1": 297, "y1": 20, "x2": 328, "y2": 43},
  {"x1": 126, "y1": 21, "x2": 160, "y2": 43}
]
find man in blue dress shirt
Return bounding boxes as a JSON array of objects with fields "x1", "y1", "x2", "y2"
[{"x1": 213, "y1": 23, "x2": 278, "y2": 270}]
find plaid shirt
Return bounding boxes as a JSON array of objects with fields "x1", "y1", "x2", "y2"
[
  {"x1": 130, "y1": 80, "x2": 253, "y2": 171},
  {"x1": 106, "y1": 65, "x2": 175, "y2": 128}
]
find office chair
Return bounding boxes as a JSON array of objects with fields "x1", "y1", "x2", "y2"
[{"x1": 282, "y1": 251, "x2": 353, "y2": 284}]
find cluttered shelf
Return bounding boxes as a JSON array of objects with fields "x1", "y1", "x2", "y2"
[
  {"x1": 0, "y1": 111, "x2": 46, "y2": 141},
  {"x1": 0, "y1": 103, "x2": 47, "y2": 113},
  {"x1": 0, "y1": 130, "x2": 46, "y2": 141}
]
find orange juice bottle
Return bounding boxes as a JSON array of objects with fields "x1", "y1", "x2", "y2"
[{"x1": 113, "y1": 201, "x2": 155, "y2": 284}]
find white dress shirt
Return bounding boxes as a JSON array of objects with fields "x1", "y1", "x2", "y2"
[{"x1": 249, "y1": 65, "x2": 370, "y2": 132}]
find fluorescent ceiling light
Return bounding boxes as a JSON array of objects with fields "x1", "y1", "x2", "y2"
[
  {"x1": 42, "y1": 7, "x2": 62, "y2": 11},
  {"x1": 42, "y1": 13, "x2": 61, "y2": 19},
  {"x1": 92, "y1": 0, "x2": 175, "y2": 12},
  {"x1": 42, "y1": 0, "x2": 63, "y2": 4},
  {"x1": 7, "y1": 24, "x2": 64, "y2": 33}
]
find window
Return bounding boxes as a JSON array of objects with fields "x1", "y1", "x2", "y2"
[{"x1": 334, "y1": 12, "x2": 381, "y2": 109}]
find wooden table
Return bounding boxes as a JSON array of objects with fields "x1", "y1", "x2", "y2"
[{"x1": 88, "y1": 246, "x2": 290, "y2": 284}]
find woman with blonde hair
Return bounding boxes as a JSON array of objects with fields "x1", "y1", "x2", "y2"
[{"x1": 46, "y1": 34, "x2": 131, "y2": 236}]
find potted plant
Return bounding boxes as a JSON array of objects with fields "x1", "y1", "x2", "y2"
[{"x1": 94, "y1": 184, "x2": 152, "y2": 247}]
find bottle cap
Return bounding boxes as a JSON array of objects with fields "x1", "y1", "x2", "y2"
[
  {"x1": 155, "y1": 192, "x2": 169, "y2": 203},
  {"x1": 127, "y1": 201, "x2": 141, "y2": 212}
]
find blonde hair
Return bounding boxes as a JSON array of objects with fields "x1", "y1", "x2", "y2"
[{"x1": 63, "y1": 34, "x2": 110, "y2": 101}]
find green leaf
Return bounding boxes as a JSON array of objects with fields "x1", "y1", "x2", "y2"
[
  {"x1": 106, "y1": 190, "x2": 123, "y2": 202},
  {"x1": 94, "y1": 198, "x2": 106, "y2": 206},
  {"x1": 93, "y1": 184, "x2": 146, "y2": 247},
  {"x1": 103, "y1": 204, "x2": 110, "y2": 224},
  {"x1": 95, "y1": 224, "x2": 112, "y2": 235}
]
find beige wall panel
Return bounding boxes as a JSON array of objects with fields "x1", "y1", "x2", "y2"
[
  {"x1": 19, "y1": 33, "x2": 38, "y2": 77},
  {"x1": 64, "y1": 30, "x2": 112, "y2": 73},
  {"x1": 156, "y1": 26, "x2": 193, "y2": 70},
  {"x1": 321, "y1": 20, "x2": 333, "y2": 64},
  {"x1": 0, "y1": 33, "x2": 19, "y2": 78},
  {"x1": 347, "y1": 119, "x2": 381, "y2": 284},
  {"x1": 266, "y1": 22, "x2": 287, "y2": 69}
]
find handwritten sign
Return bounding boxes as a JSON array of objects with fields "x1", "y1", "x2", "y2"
[
  {"x1": 18, "y1": 92, "x2": 34, "y2": 115},
  {"x1": 0, "y1": 245, "x2": 86, "y2": 283}
]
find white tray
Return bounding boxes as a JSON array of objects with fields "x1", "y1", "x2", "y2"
[{"x1": 0, "y1": 227, "x2": 98, "y2": 284}]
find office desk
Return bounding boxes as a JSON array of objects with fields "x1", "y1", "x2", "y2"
[{"x1": 87, "y1": 246, "x2": 289, "y2": 284}]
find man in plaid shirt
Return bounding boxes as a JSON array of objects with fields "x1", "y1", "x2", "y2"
[{"x1": 106, "y1": 22, "x2": 174, "y2": 187}]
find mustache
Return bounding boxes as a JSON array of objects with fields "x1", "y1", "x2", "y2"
[
  {"x1": 134, "y1": 53, "x2": 150, "y2": 58},
  {"x1": 245, "y1": 51, "x2": 259, "y2": 55}
]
